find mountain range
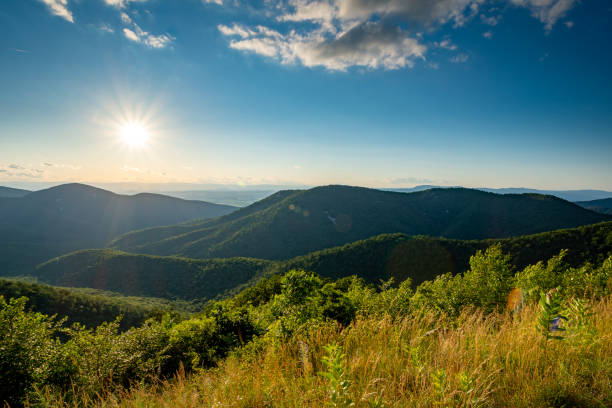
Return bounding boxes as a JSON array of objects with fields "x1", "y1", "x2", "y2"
[
  {"x1": 34, "y1": 221, "x2": 612, "y2": 301},
  {"x1": 387, "y1": 186, "x2": 612, "y2": 202},
  {"x1": 575, "y1": 198, "x2": 612, "y2": 215},
  {"x1": 0, "y1": 183, "x2": 236, "y2": 274},
  {"x1": 110, "y1": 185, "x2": 610, "y2": 261}
]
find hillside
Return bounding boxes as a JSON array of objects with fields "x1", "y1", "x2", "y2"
[
  {"x1": 110, "y1": 185, "x2": 610, "y2": 261},
  {"x1": 0, "y1": 183, "x2": 237, "y2": 274},
  {"x1": 35, "y1": 250, "x2": 273, "y2": 300},
  {"x1": 576, "y1": 198, "x2": 612, "y2": 215},
  {"x1": 0, "y1": 278, "x2": 176, "y2": 330},
  {"x1": 0, "y1": 186, "x2": 30, "y2": 198},
  {"x1": 37, "y1": 222, "x2": 612, "y2": 301}
]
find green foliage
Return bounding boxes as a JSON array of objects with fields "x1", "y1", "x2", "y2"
[
  {"x1": 536, "y1": 290, "x2": 568, "y2": 343},
  {"x1": 321, "y1": 343, "x2": 354, "y2": 408},
  {"x1": 0, "y1": 278, "x2": 181, "y2": 330},
  {"x1": 0, "y1": 296, "x2": 64, "y2": 407},
  {"x1": 267, "y1": 270, "x2": 356, "y2": 338},
  {"x1": 411, "y1": 244, "x2": 514, "y2": 316},
  {"x1": 2, "y1": 245, "x2": 612, "y2": 406}
]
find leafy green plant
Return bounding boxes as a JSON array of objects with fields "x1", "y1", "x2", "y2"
[
  {"x1": 536, "y1": 290, "x2": 568, "y2": 345},
  {"x1": 321, "y1": 343, "x2": 354, "y2": 408}
]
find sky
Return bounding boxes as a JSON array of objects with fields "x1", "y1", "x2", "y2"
[{"x1": 1, "y1": 0, "x2": 611, "y2": 191}]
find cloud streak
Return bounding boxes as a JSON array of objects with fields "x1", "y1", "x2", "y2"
[{"x1": 38, "y1": 0, "x2": 73, "y2": 22}]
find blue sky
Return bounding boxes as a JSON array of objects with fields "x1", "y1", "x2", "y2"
[{"x1": 1, "y1": 0, "x2": 611, "y2": 190}]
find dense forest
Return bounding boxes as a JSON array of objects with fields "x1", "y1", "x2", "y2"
[
  {"x1": 2, "y1": 244, "x2": 610, "y2": 407},
  {"x1": 0, "y1": 279, "x2": 187, "y2": 330},
  {"x1": 35, "y1": 222, "x2": 612, "y2": 301},
  {"x1": 110, "y1": 186, "x2": 610, "y2": 260}
]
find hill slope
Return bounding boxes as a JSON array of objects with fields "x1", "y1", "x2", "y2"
[
  {"x1": 0, "y1": 183, "x2": 237, "y2": 275},
  {"x1": 0, "y1": 186, "x2": 30, "y2": 198},
  {"x1": 35, "y1": 250, "x2": 273, "y2": 300},
  {"x1": 111, "y1": 185, "x2": 610, "y2": 261},
  {"x1": 576, "y1": 198, "x2": 612, "y2": 215},
  {"x1": 37, "y1": 222, "x2": 612, "y2": 300},
  {"x1": 0, "y1": 278, "x2": 171, "y2": 330}
]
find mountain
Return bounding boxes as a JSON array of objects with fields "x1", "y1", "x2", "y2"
[
  {"x1": 37, "y1": 222, "x2": 612, "y2": 301},
  {"x1": 576, "y1": 198, "x2": 612, "y2": 215},
  {"x1": 0, "y1": 278, "x2": 173, "y2": 330},
  {"x1": 110, "y1": 185, "x2": 610, "y2": 261},
  {"x1": 388, "y1": 186, "x2": 612, "y2": 202},
  {"x1": 35, "y1": 250, "x2": 273, "y2": 300},
  {"x1": 0, "y1": 183, "x2": 237, "y2": 275},
  {"x1": 0, "y1": 186, "x2": 30, "y2": 198}
]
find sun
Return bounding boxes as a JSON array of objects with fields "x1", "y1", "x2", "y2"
[{"x1": 120, "y1": 122, "x2": 149, "y2": 148}]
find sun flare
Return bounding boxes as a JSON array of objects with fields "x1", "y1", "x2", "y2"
[{"x1": 120, "y1": 122, "x2": 149, "y2": 148}]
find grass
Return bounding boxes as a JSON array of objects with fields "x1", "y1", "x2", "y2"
[{"x1": 38, "y1": 297, "x2": 612, "y2": 407}]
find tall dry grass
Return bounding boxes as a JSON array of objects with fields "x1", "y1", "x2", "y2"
[{"x1": 39, "y1": 298, "x2": 612, "y2": 408}]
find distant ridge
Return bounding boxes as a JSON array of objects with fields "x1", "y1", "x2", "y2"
[
  {"x1": 0, "y1": 186, "x2": 31, "y2": 198},
  {"x1": 576, "y1": 198, "x2": 612, "y2": 215},
  {"x1": 387, "y1": 186, "x2": 612, "y2": 202},
  {"x1": 110, "y1": 185, "x2": 610, "y2": 261},
  {"x1": 0, "y1": 183, "x2": 237, "y2": 274}
]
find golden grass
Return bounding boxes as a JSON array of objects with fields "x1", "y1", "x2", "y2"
[{"x1": 41, "y1": 298, "x2": 612, "y2": 408}]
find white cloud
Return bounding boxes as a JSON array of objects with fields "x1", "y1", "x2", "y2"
[
  {"x1": 216, "y1": 0, "x2": 581, "y2": 71},
  {"x1": 510, "y1": 0, "x2": 578, "y2": 31},
  {"x1": 38, "y1": 0, "x2": 74, "y2": 23},
  {"x1": 104, "y1": 0, "x2": 149, "y2": 9},
  {"x1": 436, "y1": 39, "x2": 458, "y2": 50},
  {"x1": 120, "y1": 12, "x2": 132, "y2": 24},
  {"x1": 123, "y1": 25, "x2": 173, "y2": 48},
  {"x1": 222, "y1": 21, "x2": 426, "y2": 71},
  {"x1": 98, "y1": 23, "x2": 115, "y2": 33},
  {"x1": 450, "y1": 53, "x2": 469, "y2": 63},
  {"x1": 123, "y1": 27, "x2": 140, "y2": 42},
  {"x1": 218, "y1": 24, "x2": 254, "y2": 38},
  {"x1": 481, "y1": 14, "x2": 499, "y2": 26},
  {"x1": 203, "y1": 0, "x2": 223, "y2": 4}
]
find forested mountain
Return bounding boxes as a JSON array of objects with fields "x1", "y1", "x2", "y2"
[
  {"x1": 35, "y1": 250, "x2": 273, "y2": 300},
  {"x1": 110, "y1": 185, "x2": 610, "y2": 261},
  {"x1": 0, "y1": 183, "x2": 237, "y2": 274},
  {"x1": 0, "y1": 278, "x2": 171, "y2": 330},
  {"x1": 576, "y1": 198, "x2": 612, "y2": 215},
  {"x1": 0, "y1": 186, "x2": 30, "y2": 198},
  {"x1": 37, "y1": 222, "x2": 612, "y2": 301}
]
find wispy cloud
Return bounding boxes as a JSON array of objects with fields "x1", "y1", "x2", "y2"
[
  {"x1": 450, "y1": 53, "x2": 469, "y2": 63},
  {"x1": 510, "y1": 0, "x2": 578, "y2": 31},
  {"x1": 0, "y1": 164, "x2": 45, "y2": 179},
  {"x1": 43, "y1": 162, "x2": 82, "y2": 170},
  {"x1": 38, "y1": 0, "x2": 73, "y2": 23},
  {"x1": 123, "y1": 26, "x2": 173, "y2": 48}
]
